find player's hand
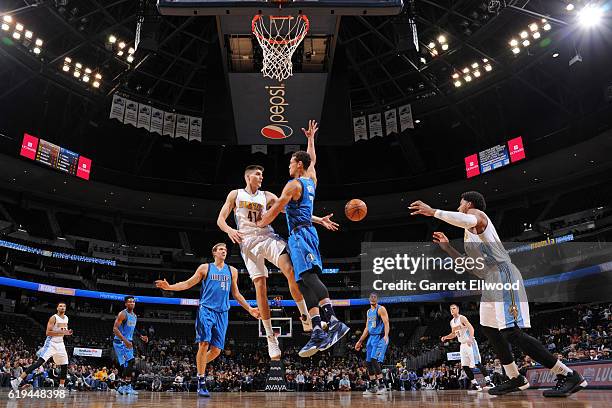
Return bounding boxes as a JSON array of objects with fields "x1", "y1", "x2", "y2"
[
  {"x1": 440, "y1": 336, "x2": 447, "y2": 342},
  {"x1": 248, "y1": 307, "x2": 260, "y2": 319},
  {"x1": 355, "y1": 341, "x2": 363, "y2": 351},
  {"x1": 141, "y1": 335, "x2": 149, "y2": 343},
  {"x1": 432, "y1": 232, "x2": 450, "y2": 250},
  {"x1": 65, "y1": 329, "x2": 73, "y2": 336},
  {"x1": 301, "y1": 120, "x2": 319, "y2": 139},
  {"x1": 124, "y1": 340, "x2": 133, "y2": 349},
  {"x1": 226, "y1": 228, "x2": 243, "y2": 244},
  {"x1": 319, "y1": 214, "x2": 339, "y2": 231},
  {"x1": 155, "y1": 279, "x2": 171, "y2": 291},
  {"x1": 409, "y1": 200, "x2": 436, "y2": 217},
  {"x1": 383, "y1": 336, "x2": 389, "y2": 345}
]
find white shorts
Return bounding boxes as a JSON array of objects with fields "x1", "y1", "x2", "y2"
[
  {"x1": 239, "y1": 227, "x2": 287, "y2": 280},
  {"x1": 459, "y1": 341, "x2": 481, "y2": 368},
  {"x1": 37, "y1": 338, "x2": 68, "y2": 365},
  {"x1": 480, "y1": 301, "x2": 531, "y2": 330}
]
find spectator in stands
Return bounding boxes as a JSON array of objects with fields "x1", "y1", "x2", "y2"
[
  {"x1": 296, "y1": 370, "x2": 305, "y2": 391},
  {"x1": 151, "y1": 375, "x2": 162, "y2": 392},
  {"x1": 338, "y1": 375, "x2": 351, "y2": 391},
  {"x1": 588, "y1": 349, "x2": 600, "y2": 361},
  {"x1": 519, "y1": 356, "x2": 536, "y2": 376},
  {"x1": 491, "y1": 359, "x2": 506, "y2": 386}
]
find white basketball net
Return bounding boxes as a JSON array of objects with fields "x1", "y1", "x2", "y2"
[{"x1": 252, "y1": 14, "x2": 309, "y2": 82}]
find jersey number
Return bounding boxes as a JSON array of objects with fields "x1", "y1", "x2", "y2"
[
  {"x1": 247, "y1": 211, "x2": 259, "y2": 223},
  {"x1": 220, "y1": 281, "x2": 229, "y2": 292}
]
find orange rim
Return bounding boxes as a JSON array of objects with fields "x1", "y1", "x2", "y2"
[{"x1": 252, "y1": 14, "x2": 310, "y2": 45}]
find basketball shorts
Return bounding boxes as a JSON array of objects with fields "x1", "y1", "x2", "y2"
[
  {"x1": 195, "y1": 305, "x2": 228, "y2": 350},
  {"x1": 479, "y1": 301, "x2": 531, "y2": 330},
  {"x1": 37, "y1": 338, "x2": 68, "y2": 365},
  {"x1": 288, "y1": 226, "x2": 323, "y2": 280},
  {"x1": 365, "y1": 334, "x2": 388, "y2": 363},
  {"x1": 459, "y1": 341, "x2": 481, "y2": 368},
  {"x1": 239, "y1": 227, "x2": 287, "y2": 280},
  {"x1": 113, "y1": 339, "x2": 135, "y2": 368}
]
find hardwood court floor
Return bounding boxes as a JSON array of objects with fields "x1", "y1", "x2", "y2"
[{"x1": 2, "y1": 389, "x2": 611, "y2": 408}]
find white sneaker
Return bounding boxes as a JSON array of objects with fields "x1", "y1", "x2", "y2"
[
  {"x1": 300, "y1": 314, "x2": 312, "y2": 332},
  {"x1": 10, "y1": 378, "x2": 21, "y2": 392},
  {"x1": 267, "y1": 335, "x2": 281, "y2": 360}
]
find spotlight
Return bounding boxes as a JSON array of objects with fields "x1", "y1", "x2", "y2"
[
  {"x1": 482, "y1": 58, "x2": 489, "y2": 63},
  {"x1": 452, "y1": 73, "x2": 459, "y2": 79},
  {"x1": 552, "y1": 52, "x2": 559, "y2": 58},
  {"x1": 473, "y1": 70, "x2": 481, "y2": 78},
  {"x1": 1, "y1": 23, "x2": 8, "y2": 31},
  {"x1": 431, "y1": 49, "x2": 438, "y2": 56},
  {"x1": 75, "y1": 62, "x2": 82, "y2": 69},
  {"x1": 92, "y1": 81, "x2": 100, "y2": 88},
  {"x1": 95, "y1": 73, "x2": 102, "y2": 80},
  {"x1": 65, "y1": 57, "x2": 71, "y2": 63},
  {"x1": 520, "y1": 31, "x2": 528, "y2": 39},
  {"x1": 12, "y1": 31, "x2": 20, "y2": 40},
  {"x1": 82, "y1": 75, "x2": 90, "y2": 82},
  {"x1": 420, "y1": 57, "x2": 426, "y2": 64},
  {"x1": 454, "y1": 80, "x2": 462, "y2": 87},
  {"x1": 437, "y1": 35, "x2": 446, "y2": 44},
  {"x1": 15, "y1": 23, "x2": 23, "y2": 31},
  {"x1": 62, "y1": 64, "x2": 70, "y2": 72},
  {"x1": 127, "y1": 55, "x2": 134, "y2": 63},
  {"x1": 566, "y1": 3, "x2": 574, "y2": 11},
  {"x1": 471, "y1": 62, "x2": 479, "y2": 69},
  {"x1": 484, "y1": 64, "x2": 492, "y2": 71},
  {"x1": 543, "y1": 23, "x2": 551, "y2": 31},
  {"x1": 33, "y1": 47, "x2": 40, "y2": 54},
  {"x1": 533, "y1": 31, "x2": 541, "y2": 39},
  {"x1": 578, "y1": 4, "x2": 603, "y2": 28},
  {"x1": 464, "y1": 75, "x2": 472, "y2": 82},
  {"x1": 512, "y1": 47, "x2": 520, "y2": 54},
  {"x1": 128, "y1": 47, "x2": 135, "y2": 54},
  {"x1": 35, "y1": 38, "x2": 43, "y2": 47},
  {"x1": 2, "y1": 15, "x2": 12, "y2": 23},
  {"x1": 108, "y1": 35, "x2": 117, "y2": 43},
  {"x1": 509, "y1": 39, "x2": 518, "y2": 47},
  {"x1": 428, "y1": 42, "x2": 435, "y2": 49},
  {"x1": 118, "y1": 41, "x2": 126, "y2": 49},
  {"x1": 73, "y1": 70, "x2": 80, "y2": 78},
  {"x1": 441, "y1": 43, "x2": 449, "y2": 51},
  {"x1": 529, "y1": 23, "x2": 538, "y2": 32},
  {"x1": 24, "y1": 30, "x2": 32, "y2": 39},
  {"x1": 117, "y1": 50, "x2": 124, "y2": 56},
  {"x1": 522, "y1": 39, "x2": 530, "y2": 47}
]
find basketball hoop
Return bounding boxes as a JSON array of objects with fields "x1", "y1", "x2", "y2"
[{"x1": 252, "y1": 13, "x2": 309, "y2": 82}]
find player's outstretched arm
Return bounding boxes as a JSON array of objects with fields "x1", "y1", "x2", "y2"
[
  {"x1": 230, "y1": 266, "x2": 260, "y2": 319},
  {"x1": 217, "y1": 190, "x2": 243, "y2": 244},
  {"x1": 155, "y1": 264, "x2": 206, "y2": 292},
  {"x1": 379, "y1": 305, "x2": 390, "y2": 343},
  {"x1": 302, "y1": 119, "x2": 318, "y2": 186},
  {"x1": 312, "y1": 214, "x2": 339, "y2": 231},
  {"x1": 257, "y1": 180, "x2": 300, "y2": 228}
]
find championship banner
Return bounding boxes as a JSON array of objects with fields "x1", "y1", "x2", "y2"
[
  {"x1": 162, "y1": 112, "x2": 176, "y2": 137},
  {"x1": 189, "y1": 116, "x2": 203, "y2": 142},
  {"x1": 137, "y1": 104, "x2": 152, "y2": 130},
  {"x1": 399, "y1": 104, "x2": 414, "y2": 131},
  {"x1": 73, "y1": 347, "x2": 103, "y2": 358},
  {"x1": 353, "y1": 116, "x2": 368, "y2": 141},
  {"x1": 109, "y1": 95, "x2": 126, "y2": 122},
  {"x1": 150, "y1": 108, "x2": 164, "y2": 135},
  {"x1": 175, "y1": 115, "x2": 189, "y2": 139},
  {"x1": 527, "y1": 361, "x2": 612, "y2": 388},
  {"x1": 368, "y1": 113, "x2": 383, "y2": 138},
  {"x1": 252, "y1": 145, "x2": 267, "y2": 155},
  {"x1": 384, "y1": 108, "x2": 398, "y2": 135},
  {"x1": 123, "y1": 99, "x2": 138, "y2": 127}
]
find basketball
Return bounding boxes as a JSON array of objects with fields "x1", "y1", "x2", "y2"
[{"x1": 345, "y1": 199, "x2": 367, "y2": 221}]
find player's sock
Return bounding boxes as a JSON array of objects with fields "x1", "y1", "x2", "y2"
[
  {"x1": 471, "y1": 379, "x2": 479, "y2": 385},
  {"x1": 311, "y1": 314, "x2": 323, "y2": 331},
  {"x1": 296, "y1": 299, "x2": 309, "y2": 317},
  {"x1": 262, "y1": 318, "x2": 274, "y2": 337},
  {"x1": 320, "y1": 301, "x2": 338, "y2": 323},
  {"x1": 15, "y1": 377, "x2": 23, "y2": 385},
  {"x1": 503, "y1": 362, "x2": 520, "y2": 379},
  {"x1": 550, "y1": 360, "x2": 573, "y2": 376}
]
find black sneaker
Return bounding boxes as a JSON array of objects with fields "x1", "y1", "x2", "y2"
[
  {"x1": 542, "y1": 371, "x2": 587, "y2": 398},
  {"x1": 488, "y1": 375, "x2": 530, "y2": 395}
]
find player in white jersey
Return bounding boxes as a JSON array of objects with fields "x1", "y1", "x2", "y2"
[
  {"x1": 11, "y1": 301, "x2": 72, "y2": 390},
  {"x1": 410, "y1": 191, "x2": 587, "y2": 397},
  {"x1": 217, "y1": 164, "x2": 338, "y2": 360},
  {"x1": 441, "y1": 304, "x2": 493, "y2": 390}
]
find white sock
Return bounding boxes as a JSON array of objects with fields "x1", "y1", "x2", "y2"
[
  {"x1": 471, "y1": 379, "x2": 479, "y2": 384},
  {"x1": 262, "y1": 318, "x2": 274, "y2": 337},
  {"x1": 503, "y1": 362, "x2": 520, "y2": 379},
  {"x1": 296, "y1": 299, "x2": 309, "y2": 318},
  {"x1": 16, "y1": 377, "x2": 22, "y2": 384},
  {"x1": 550, "y1": 360, "x2": 572, "y2": 376}
]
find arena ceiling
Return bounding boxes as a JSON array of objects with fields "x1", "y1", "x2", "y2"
[{"x1": 1, "y1": 0, "x2": 611, "y2": 194}]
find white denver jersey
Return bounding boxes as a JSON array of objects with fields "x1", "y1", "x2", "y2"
[
  {"x1": 450, "y1": 315, "x2": 470, "y2": 344},
  {"x1": 234, "y1": 189, "x2": 273, "y2": 234},
  {"x1": 48, "y1": 314, "x2": 69, "y2": 343}
]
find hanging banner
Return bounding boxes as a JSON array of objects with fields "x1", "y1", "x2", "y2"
[
  {"x1": 368, "y1": 113, "x2": 383, "y2": 138},
  {"x1": 175, "y1": 115, "x2": 189, "y2": 139},
  {"x1": 384, "y1": 108, "x2": 398, "y2": 135},
  {"x1": 137, "y1": 104, "x2": 152, "y2": 130},
  {"x1": 252, "y1": 145, "x2": 267, "y2": 154},
  {"x1": 109, "y1": 95, "x2": 126, "y2": 122},
  {"x1": 353, "y1": 116, "x2": 368, "y2": 142},
  {"x1": 150, "y1": 108, "x2": 164, "y2": 135},
  {"x1": 284, "y1": 145, "x2": 300, "y2": 155},
  {"x1": 123, "y1": 99, "x2": 138, "y2": 127},
  {"x1": 189, "y1": 116, "x2": 203, "y2": 142},
  {"x1": 399, "y1": 104, "x2": 414, "y2": 131},
  {"x1": 162, "y1": 112, "x2": 176, "y2": 137}
]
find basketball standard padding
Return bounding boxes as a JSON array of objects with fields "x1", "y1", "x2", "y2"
[{"x1": 345, "y1": 199, "x2": 367, "y2": 221}]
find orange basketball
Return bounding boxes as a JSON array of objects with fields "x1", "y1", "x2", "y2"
[{"x1": 345, "y1": 199, "x2": 367, "y2": 222}]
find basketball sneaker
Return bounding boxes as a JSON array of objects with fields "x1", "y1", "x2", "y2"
[
  {"x1": 483, "y1": 380, "x2": 495, "y2": 390},
  {"x1": 267, "y1": 334, "x2": 281, "y2": 360},
  {"x1": 319, "y1": 320, "x2": 350, "y2": 351},
  {"x1": 126, "y1": 384, "x2": 138, "y2": 395},
  {"x1": 487, "y1": 375, "x2": 530, "y2": 395},
  {"x1": 300, "y1": 314, "x2": 313, "y2": 333},
  {"x1": 470, "y1": 382, "x2": 483, "y2": 391},
  {"x1": 542, "y1": 371, "x2": 587, "y2": 397},
  {"x1": 117, "y1": 385, "x2": 127, "y2": 395},
  {"x1": 299, "y1": 329, "x2": 329, "y2": 357},
  {"x1": 198, "y1": 383, "x2": 210, "y2": 397},
  {"x1": 363, "y1": 384, "x2": 377, "y2": 395},
  {"x1": 376, "y1": 384, "x2": 388, "y2": 394}
]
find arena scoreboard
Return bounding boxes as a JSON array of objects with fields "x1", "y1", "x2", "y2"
[
  {"x1": 20, "y1": 133, "x2": 92, "y2": 180},
  {"x1": 465, "y1": 136, "x2": 525, "y2": 178}
]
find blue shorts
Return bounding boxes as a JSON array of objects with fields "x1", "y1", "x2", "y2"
[
  {"x1": 288, "y1": 226, "x2": 323, "y2": 280},
  {"x1": 366, "y1": 335, "x2": 388, "y2": 363},
  {"x1": 113, "y1": 339, "x2": 135, "y2": 368},
  {"x1": 195, "y1": 306, "x2": 228, "y2": 350}
]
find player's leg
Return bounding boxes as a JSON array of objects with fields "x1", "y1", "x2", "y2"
[
  {"x1": 206, "y1": 347, "x2": 222, "y2": 363},
  {"x1": 473, "y1": 342, "x2": 493, "y2": 388},
  {"x1": 276, "y1": 251, "x2": 311, "y2": 331},
  {"x1": 202, "y1": 309, "x2": 229, "y2": 396},
  {"x1": 501, "y1": 326, "x2": 587, "y2": 397},
  {"x1": 363, "y1": 341, "x2": 378, "y2": 395},
  {"x1": 52, "y1": 343, "x2": 69, "y2": 388},
  {"x1": 374, "y1": 338, "x2": 388, "y2": 393},
  {"x1": 195, "y1": 304, "x2": 215, "y2": 396},
  {"x1": 11, "y1": 356, "x2": 48, "y2": 390},
  {"x1": 296, "y1": 278, "x2": 328, "y2": 357}
]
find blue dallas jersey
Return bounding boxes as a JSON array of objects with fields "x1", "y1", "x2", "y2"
[
  {"x1": 200, "y1": 263, "x2": 231, "y2": 312},
  {"x1": 114, "y1": 310, "x2": 137, "y2": 342},
  {"x1": 367, "y1": 305, "x2": 384, "y2": 336},
  {"x1": 286, "y1": 177, "x2": 316, "y2": 231}
]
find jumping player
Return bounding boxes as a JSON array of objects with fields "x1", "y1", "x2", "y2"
[
  {"x1": 410, "y1": 191, "x2": 587, "y2": 397},
  {"x1": 217, "y1": 164, "x2": 338, "y2": 360},
  {"x1": 112, "y1": 296, "x2": 149, "y2": 395},
  {"x1": 355, "y1": 292, "x2": 390, "y2": 395},
  {"x1": 11, "y1": 301, "x2": 72, "y2": 391},
  {"x1": 155, "y1": 242, "x2": 259, "y2": 397},
  {"x1": 440, "y1": 304, "x2": 493, "y2": 391},
  {"x1": 258, "y1": 120, "x2": 350, "y2": 357}
]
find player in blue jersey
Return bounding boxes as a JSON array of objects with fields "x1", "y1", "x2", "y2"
[
  {"x1": 355, "y1": 293, "x2": 390, "y2": 395},
  {"x1": 112, "y1": 296, "x2": 149, "y2": 395},
  {"x1": 258, "y1": 120, "x2": 350, "y2": 358},
  {"x1": 155, "y1": 242, "x2": 259, "y2": 397}
]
